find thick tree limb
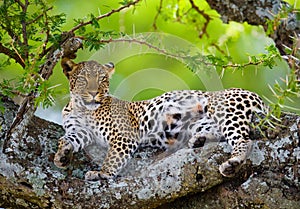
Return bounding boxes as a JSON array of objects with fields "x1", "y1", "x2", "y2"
[
  {"x1": 70, "y1": 0, "x2": 142, "y2": 33},
  {"x1": 0, "y1": 97, "x2": 299, "y2": 209},
  {"x1": 205, "y1": 0, "x2": 300, "y2": 56},
  {"x1": 0, "y1": 42, "x2": 25, "y2": 68},
  {"x1": 3, "y1": 35, "x2": 83, "y2": 151}
]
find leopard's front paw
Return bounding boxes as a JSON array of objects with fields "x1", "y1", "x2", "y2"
[
  {"x1": 219, "y1": 157, "x2": 242, "y2": 177},
  {"x1": 54, "y1": 138, "x2": 74, "y2": 168},
  {"x1": 85, "y1": 171, "x2": 113, "y2": 181}
]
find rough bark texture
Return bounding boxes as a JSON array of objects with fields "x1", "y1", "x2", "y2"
[
  {"x1": 0, "y1": 93, "x2": 299, "y2": 208},
  {"x1": 206, "y1": 0, "x2": 300, "y2": 55}
]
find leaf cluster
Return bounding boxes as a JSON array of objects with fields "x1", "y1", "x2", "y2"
[
  {"x1": 0, "y1": 0, "x2": 66, "y2": 108},
  {"x1": 73, "y1": 14, "x2": 118, "y2": 51}
]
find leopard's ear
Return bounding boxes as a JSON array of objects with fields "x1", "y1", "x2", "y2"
[
  {"x1": 61, "y1": 58, "x2": 77, "y2": 78},
  {"x1": 103, "y1": 62, "x2": 115, "y2": 78}
]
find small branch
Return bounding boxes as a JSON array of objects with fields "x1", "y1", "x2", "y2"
[
  {"x1": 21, "y1": 0, "x2": 29, "y2": 60},
  {"x1": 152, "y1": 0, "x2": 164, "y2": 30},
  {"x1": 97, "y1": 37, "x2": 280, "y2": 71},
  {"x1": 189, "y1": 0, "x2": 212, "y2": 38},
  {"x1": 211, "y1": 43, "x2": 226, "y2": 55},
  {"x1": 98, "y1": 37, "x2": 187, "y2": 60},
  {"x1": 69, "y1": 0, "x2": 142, "y2": 33},
  {"x1": 0, "y1": 23, "x2": 22, "y2": 48},
  {"x1": 0, "y1": 42, "x2": 25, "y2": 68},
  {"x1": 222, "y1": 55, "x2": 278, "y2": 69},
  {"x1": 26, "y1": 6, "x2": 53, "y2": 25},
  {"x1": 15, "y1": 0, "x2": 25, "y2": 9},
  {"x1": 40, "y1": 11, "x2": 51, "y2": 59}
]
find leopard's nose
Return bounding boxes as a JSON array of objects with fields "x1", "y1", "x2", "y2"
[{"x1": 89, "y1": 91, "x2": 98, "y2": 97}]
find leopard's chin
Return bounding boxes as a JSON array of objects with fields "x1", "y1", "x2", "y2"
[{"x1": 83, "y1": 100, "x2": 100, "y2": 110}]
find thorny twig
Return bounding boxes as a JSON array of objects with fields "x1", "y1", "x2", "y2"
[
  {"x1": 70, "y1": 0, "x2": 142, "y2": 33},
  {"x1": 97, "y1": 37, "x2": 278, "y2": 71},
  {"x1": 98, "y1": 37, "x2": 185, "y2": 60}
]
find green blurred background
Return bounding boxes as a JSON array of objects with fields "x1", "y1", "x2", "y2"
[{"x1": 0, "y1": 0, "x2": 299, "y2": 124}]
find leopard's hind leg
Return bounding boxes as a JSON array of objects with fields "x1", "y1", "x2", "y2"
[{"x1": 218, "y1": 120, "x2": 253, "y2": 177}]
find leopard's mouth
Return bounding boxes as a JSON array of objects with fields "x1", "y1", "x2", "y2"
[
  {"x1": 83, "y1": 99, "x2": 101, "y2": 105},
  {"x1": 82, "y1": 99, "x2": 101, "y2": 110}
]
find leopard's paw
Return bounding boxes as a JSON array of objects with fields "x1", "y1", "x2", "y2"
[
  {"x1": 54, "y1": 138, "x2": 74, "y2": 168},
  {"x1": 85, "y1": 171, "x2": 102, "y2": 181},
  {"x1": 219, "y1": 156, "x2": 242, "y2": 177},
  {"x1": 85, "y1": 171, "x2": 113, "y2": 181}
]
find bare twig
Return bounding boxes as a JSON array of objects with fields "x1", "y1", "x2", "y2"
[
  {"x1": 97, "y1": 37, "x2": 187, "y2": 60},
  {"x1": 189, "y1": 0, "x2": 212, "y2": 38},
  {"x1": 221, "y1": 55, "x2": 278, "y2": 69},
  {"x1": 70, "y1": 0, "x2": 142, "y2": 33},
  {"x1": 152, "y1": 0, "x2": 164, "y2": 30},
  {"x1": 19, "y1": 0, "x2": 30, "y2": 60},
  {"x1": 26, "y1": 6, "x2": 53, "y2": 25},
  {"x1": 211, "y1": 43, "x2": 226, "y2": 55},
  {"x1": 15, "y1": 0, "x2": 25, "y2": 9}
]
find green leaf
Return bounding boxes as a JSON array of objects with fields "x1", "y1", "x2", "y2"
[{"x1": 90, "y1": 13, "x2": 100, "y2": 29}]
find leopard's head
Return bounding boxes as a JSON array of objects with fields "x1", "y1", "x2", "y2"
[
  {"x1": 54, "y1": 138, "x2": 74, "y2": 168},
  {"x1": 61, "y1": 58, "x2": 115, "y2": 110}
]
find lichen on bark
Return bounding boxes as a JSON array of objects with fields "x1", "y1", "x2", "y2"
[{"x1": 0, "y1": 95, "x2": 299, "y2": 208}]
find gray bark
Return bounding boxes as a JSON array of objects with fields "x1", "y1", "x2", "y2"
[
  {"x1": 1, "y1": 1, "x2": 299, "y2": 208},
  {"x1": 0, "y1": 96, "x2": 299, "y2": 208}
]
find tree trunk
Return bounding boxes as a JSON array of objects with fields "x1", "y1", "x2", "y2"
[
  {"x1": 205, "y1": 0, "x2": 300, "y2": 56},
  {"x1": 0, "y1": 96, "x2": 299, "y2": 208}
]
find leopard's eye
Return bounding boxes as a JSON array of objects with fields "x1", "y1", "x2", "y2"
[{"x1": 77, "y1": 76, "x2": 86, "y2": 82}]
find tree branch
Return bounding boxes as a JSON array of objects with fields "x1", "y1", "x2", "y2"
[
  {"x1": 15, "y1": 0, "x2": 25, "y2": 9},
  {"x1": 152, "y1": 0, "x2": 164, "y2": 30},
  {"x1": 70, "y1": 0, "x2": 142, "y2": 33},
  {"x1": 97, "y1": 37, "x2": 281, "y2": 71},
  {"x1": 205, "y1": 0, "x2": 300, "y2": 56},
  {"x1": 26, "y1": 6, "x2": 53, "y2": 25},
  {"x1": 189, "y1": 0, "x2": 212, "y2": 38},
  {"x1": 20, "y1": 0, "x2": 29, "y2": 60},
  {"x1": 0, "y1": 23, "x2": 23, "y2": 50},
  {"x1": 0, "y1": 97, "x2": 299, "y2": 208},
  {"x1": 0, "y1": 42, "x2": 25, "y2": 68}
]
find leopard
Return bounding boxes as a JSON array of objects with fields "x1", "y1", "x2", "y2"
[{"x1": 54, "y1": 57, "x2": 267, "y2": 181}]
